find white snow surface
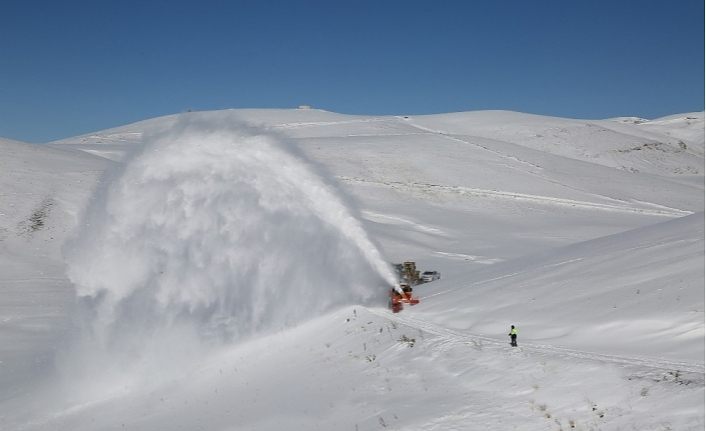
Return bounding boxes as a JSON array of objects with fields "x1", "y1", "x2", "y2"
[{"x1": 0, "y1": 109, "x2": 704, "y2": 430}]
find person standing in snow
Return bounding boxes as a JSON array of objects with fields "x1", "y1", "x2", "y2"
[{"x1": 508, "y1": 325, "x2": 518, "y2": 347}]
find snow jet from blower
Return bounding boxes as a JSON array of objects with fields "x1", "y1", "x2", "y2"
[{"x1": 63, "y1": 117, "x2": 395, "y2": 394}]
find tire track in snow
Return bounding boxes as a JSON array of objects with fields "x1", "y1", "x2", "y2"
[
  {"x1": 396, "y1": 116, "x2": 545, "y2": 170},
  {"x1": 368, "y1": 308, "x2": 705, "y2": 376},
  {"x1": 361, "y1": 210, "x2": 449, "y2": 236},
  {"x1": 339, "y1": 176, "x2": 690, "y2": 217}
]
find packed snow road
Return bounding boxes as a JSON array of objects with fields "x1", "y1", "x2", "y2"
[{"x1": 370, "y1": 308, "x2": 705, "y2": 375}]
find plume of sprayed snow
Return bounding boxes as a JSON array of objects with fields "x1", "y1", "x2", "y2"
[{"x1": 61, "y1": 116, "x2": 395, "y2": 398}]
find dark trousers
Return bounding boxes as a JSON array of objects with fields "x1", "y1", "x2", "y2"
[{"x1": 510, "y1": 334, "x2": 517, "y2": 346}]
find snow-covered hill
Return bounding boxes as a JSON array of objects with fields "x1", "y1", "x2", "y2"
[
  {"x1": 1, "y1": 109, "x2": 703, "y2": 430},
  {"x1": 0, "y1": 137, "x2": 110, "y2": 405},
  {"x1": 50, "y1": 109, "x2": 705, "y2": 177}
]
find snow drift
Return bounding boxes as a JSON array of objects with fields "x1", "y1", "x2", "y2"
[{"x1": 61, "y1": 117, "x2": 395, "y2": 397}]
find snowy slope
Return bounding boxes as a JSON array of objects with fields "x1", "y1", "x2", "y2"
[
  {"x1": 0, "y1": 138, "x2": 110, "y2": 403},
  {"x1": 50, "y1": 109, "x2": 705, "y2": 177},
  {"x1": 10, "y1": 305, "x2": 705, "y2": 431},
  {"x1": 0, "y1": 138, "x2": 111, "y2": 260},
  {"x1": 414, "y1": 212, "x2": 705, "y2": 362},
  {"x1": 1, "y1": 108, "x2": 704, "y2": 430},
  {"x1": 406, "y1": 110, "x2": 704, "y2": 176}
]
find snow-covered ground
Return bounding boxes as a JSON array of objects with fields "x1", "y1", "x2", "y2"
[{"x1": 0, "y1": 109, "x2": 703, "y2": 430}]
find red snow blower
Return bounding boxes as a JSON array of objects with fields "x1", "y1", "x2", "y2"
[{"x1": 388, "y1": 283, "x2": 420, "y2": 313}]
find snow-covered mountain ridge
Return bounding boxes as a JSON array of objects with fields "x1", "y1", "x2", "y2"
[
  {"x1": 0, "y1": 109, "x2": 703, "y2": 430},
  {"x1": 51, "y1": 109, "x2": 705, "y2": 175}
]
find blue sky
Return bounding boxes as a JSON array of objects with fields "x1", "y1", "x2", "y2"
[{"x1": 1, "y1": 0, "x2": 703, "y2": 142}]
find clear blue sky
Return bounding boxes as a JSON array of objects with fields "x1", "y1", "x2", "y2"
[{"x1": 1, "y1": 0, "x2": 703, "y2": 142}]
